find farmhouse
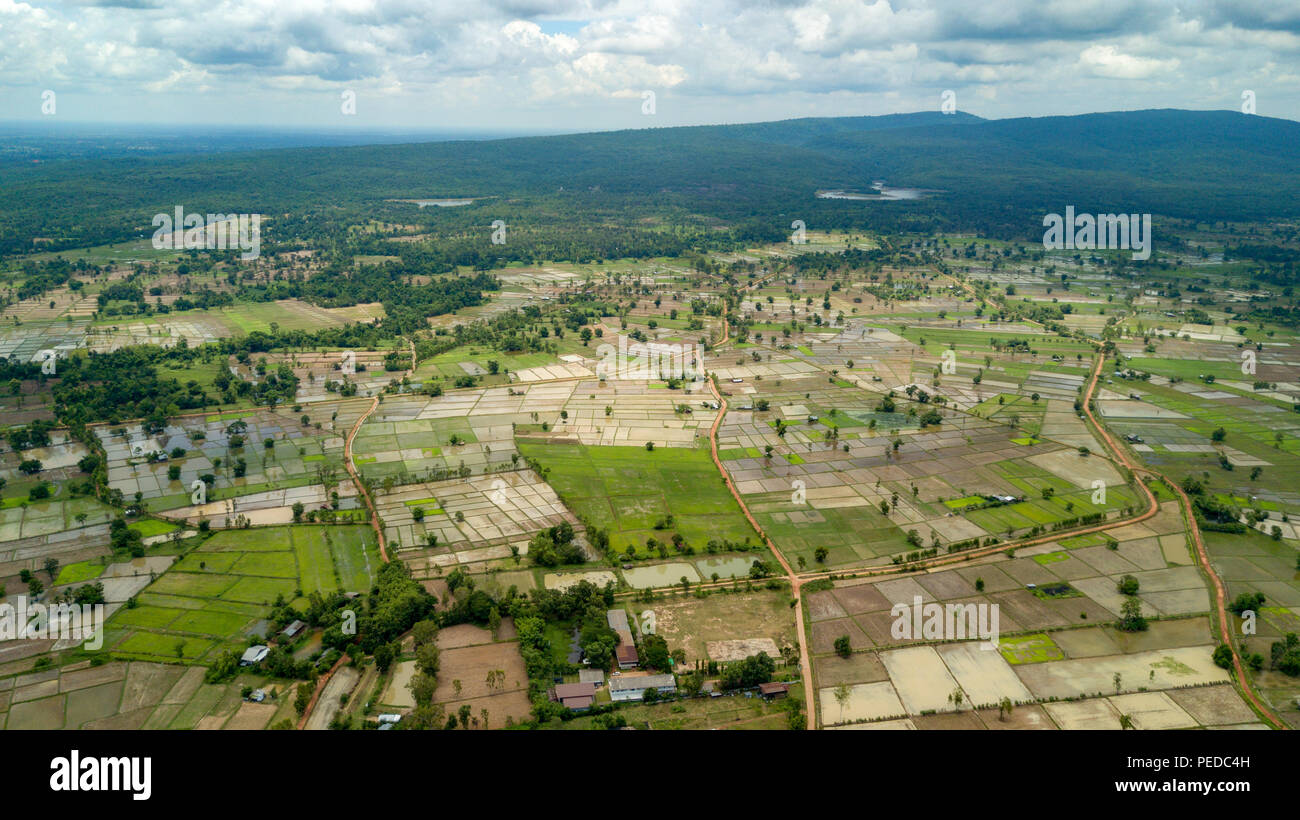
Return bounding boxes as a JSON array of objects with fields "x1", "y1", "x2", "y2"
[
  {"x1": 615, "y1": 643, "x2": 640, "y2": 669},
  {"x1": 608, "y1": 609, "x2": 639, "y2": 668},
  {"x1": 281, "y1": 619, "x2": 306, "y2": 639},
  {"x1": 609, "y1": 673, "x2": 676, "y2": 702},
  {"x1": 550, "y1": 681, "x2": 598, "y2": 711},
  {"x1": 240, "y1": 645, "x2": 269, "y2": 666}
]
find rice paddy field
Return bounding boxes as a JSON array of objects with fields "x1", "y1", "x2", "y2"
[
  {"x1": 516, "y1": 441, "x2": 757, "y2": 558},
  {"x1": 4, "y1": 228, "x2": 1300, "y2": 734},
  {"x1": 0, "y1": 660, "x2": 298, "y2": 730},
  {"x1": 98, "y1": 525, "x2": 379, "y2": 665},
  {"x1": 97, "y1": 401, "x2": 367, "y2": 513}
]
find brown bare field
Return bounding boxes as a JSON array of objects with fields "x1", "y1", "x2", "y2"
[
  {"x1": 438, "y1": 690, "x2": 533, "y2": 728},
  {"x1": 120, "y1": 663, "x2": 184, "y2": 712},
  {"x1": 812, "y1": 651, "x2": 889, "y2": 688},
  {"x1": 915, "y1": 570, "x2": 980, "y2": 601},
  {"x1": 436, "y1": 623, "x2": 496, "y2": 649},
  {"x1": 811, "y1": 618, "x2": 872, "y2": 654},
  {"x1": 829, "y1": 581, "x2": 894, "y2": 613},
  {"x1": 82, "y1": 707, "x2": 154, "y2": 730},
  {"x1": 65, "y1": 682, "x2": 125, "y2": 728},
  {"x1": 805, "y1": 590, "x2": 848, "y2": 621},
  {"x1": 911, "y1": 711, "x2": 985, "y2": 730},
  {"x1": 5, "y1": 695, "x2": 65, "y2": 729},
  {"x1": 630, "y1": 590, "x2": 796, "y2": 664},
  {"x1": 141, "y1": 704, "x2": 183, "y2": 729},
  {"x1": 161, "y1": 666, "x2": 206, "y2": 705},
  {"x1": 1168, "y1": 684, "x2": 1260, "y2": 726},
  {"x1": 1051, "y1": 626, "x2": 1124, "y2": 659},
  {"x1": 974, "y1": 703, "x2": 1058, "y2": 730},
  {"x1": 1105, "y1": 616, "x2": 1212, "y2": 653},
  {"x1": 223, "y1": 702, "x2": 278, "y2": 730},
  {"x1": 433, "y1": 641, "x2": 528, "y2": 703},
  {"x1": 60, "y1": 662, "x2": 128, "y2": 693}
]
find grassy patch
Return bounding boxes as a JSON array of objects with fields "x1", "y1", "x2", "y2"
[
  {"x1": 997, "y1": 632, "x2": 1065, "y2": 665},
  {"x1": 54, "y1": 560, "x2": 105, "y2": 586},
  {"x1": 517, "y1": 441, "x2": 756, "y2": 558}
]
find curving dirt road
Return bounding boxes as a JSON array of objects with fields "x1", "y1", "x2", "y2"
[
  {"x1": 1078, "y1": 350, "x2": 1286, "y2": 729},
  {"x1": 340, "y1": 337, "x2": 418, "y2": 564},
  {"x1": 701, "y1": 318, "x2": 1286, "y2": 729},
  {"x1": 703, "y1": 317, "x2": 818, "y2": 728},
  {"x1": 303, "y1": 339, "x2": 415, "y2": 728}
]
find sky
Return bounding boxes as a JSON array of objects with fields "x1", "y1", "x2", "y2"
[{"x1": 1, "y1": 0, "x2": 1298, "y2": 132}]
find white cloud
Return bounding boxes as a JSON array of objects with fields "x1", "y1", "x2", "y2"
[
  {"x1": 0, "y1": 0, "x2": 1297, "y2": 127},
  {"x1": 1078, "y1": 44, "x2": 1179, "y2": 79}
]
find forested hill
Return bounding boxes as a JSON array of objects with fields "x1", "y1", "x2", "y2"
[{"x1": 2, "y1": 108, "x2": 1298, "y2": 256}]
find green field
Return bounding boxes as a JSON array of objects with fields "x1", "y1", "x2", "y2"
[
  {"x1": 129, "y1": 518, "x2": 180, "y2": 538},
  {"x1": 517, "y1": 441, "x2": 756, "y2": 557},
  {"x1": 54, "y1": 560, "x2": 106, "y2": 586},
  {"x1": 104, "y1": 524, "x2": 380, "y2": 664},
  {"x1": 997, "y1": 632, "x2": 1065, "y2": 665}
]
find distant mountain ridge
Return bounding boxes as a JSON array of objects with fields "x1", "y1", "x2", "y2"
[{"x1": 1, "y1": 109, "x2": 1297, "y2": 256}]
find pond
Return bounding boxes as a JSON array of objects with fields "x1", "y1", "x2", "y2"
[
  {"x1": 412, "y1": 198, "x2": 474, "y2": 207},
  {"x1": 622, "y1": 561, "x2": 701, "y2": 589},
  {"x1": 542, "y1": 570, "x2": 618, "y2": 591},
  {"x1": 816, "y1": 185, "x2": 928, "y2": 201},
  {"x1": 694, "y1": 555, "x2": 757, "y2": 580},
  {"x1": 386, "y1": 198, "x2": 476, "y2": 207}
]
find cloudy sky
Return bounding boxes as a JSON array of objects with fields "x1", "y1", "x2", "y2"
[{"x1": 2, "y1": 0, "x2": 1298, "y2": 131}]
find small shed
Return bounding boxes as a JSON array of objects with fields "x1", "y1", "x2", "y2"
[{"x1": 758, "y1": 681, "x2": 790, "y2": 700}]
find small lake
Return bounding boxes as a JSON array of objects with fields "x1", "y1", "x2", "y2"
[
  {"x1": 543, "y1": 570, "x2": 618, "y2": 591},
  {"x1": 695, "y1": 556, "x2": 757, "y2": 580},
  {"x1": 622, "y1": 562, "x2": 701, "y2": 589},
  {"x1": 817, "y1": 186, "x2": 928, "y2": 201},
  {"x1": 415, "y1": 198, "x2": 474, "y2": 207},
  {"x1": 387, "y1": 198, "x2": 476, "y2": 208}
]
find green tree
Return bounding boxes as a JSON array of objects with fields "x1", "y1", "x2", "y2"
[
  {"x1": 833, "y1": 635, "x2": 852, "y2": 659},
  {"x1": 1118, "y1": 597, "x2": 1147, "y2": 632},
  {"x1": 833, "y1": 682, "x2": 851, "y2": 724}
]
